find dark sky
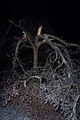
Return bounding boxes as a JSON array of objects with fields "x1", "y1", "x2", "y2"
[
  {"x1": 0, "y1": 0, "x2": 80, "y2": 42},
  {"x1": 0, "y1": 1, "x2": 80, "y2": 71}
]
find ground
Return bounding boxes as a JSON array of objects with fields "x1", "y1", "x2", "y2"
[{"x1": 0, "y1": 58, "x2": 80, "y2": 120}]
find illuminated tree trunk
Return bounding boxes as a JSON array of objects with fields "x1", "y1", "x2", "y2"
[{"x1": 33, "y1": 47, "x2": 38, "y2": 68}]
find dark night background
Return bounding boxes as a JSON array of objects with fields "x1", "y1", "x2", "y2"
[
  {"x1": 0, "y1": 1, "x2": 80, "y2": 41},
  {"x1": 0, "y1": 0, "x2": 80, "y2": 41},
  {"x1": 0, "y1": 0, "x2": 80, "y2": 71}
]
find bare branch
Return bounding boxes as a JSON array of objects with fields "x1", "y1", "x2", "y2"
[
  {"x1": 24, "y1": 75, "x2": 42, "y2": 87},
  {"x1": 39, "y1": 34, "x2": 80, "y2": 48},
  {"x1": 45, "y1": 49, "x2": 58, "y2": 66},
  {"x1": 13, "y1": 39, "x2": 26, "y2": 73},
  {"x1": 9, "y1": 20, "x2": 35, "y2": 48}
]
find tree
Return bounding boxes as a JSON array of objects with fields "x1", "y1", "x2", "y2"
[
  {"x1": 1, "y1": 19, "x2": 80, "y2": 120},
  {"x1": 9, "y1": 20, "x2": 80, "y2": 79}
]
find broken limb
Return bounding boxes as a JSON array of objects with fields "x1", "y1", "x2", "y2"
[{"x1": 39, "y1": 34, "x2": 80, "y2": 48}]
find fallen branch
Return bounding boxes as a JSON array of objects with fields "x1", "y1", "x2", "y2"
[
  {"x1": 24, "y1": 75, "x2": 42, "y2": 87},
  {"x1": 69, "y1": 95, "x2": 80, "y2": 120}
]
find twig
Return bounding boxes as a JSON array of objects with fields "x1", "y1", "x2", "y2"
[
  {"x1": 69, "y1": 95, "x2": 80, "y2": 120},
  {"x1": 54, "y1": 61, "x2": 64, "y2": 72},
  {"x1": 45, "y1": 48, "x2": 58, "y2": 66},
  {"x1": 24, "y1": 75, "x2": 42, "y2": 87},
  {"x1": 13, "y1": 39, "x2": 25, "y2": 73}
]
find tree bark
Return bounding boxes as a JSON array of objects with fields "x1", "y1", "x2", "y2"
[{"x1": 33, "y1": 47, "x2": 38, "y2": 68}]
